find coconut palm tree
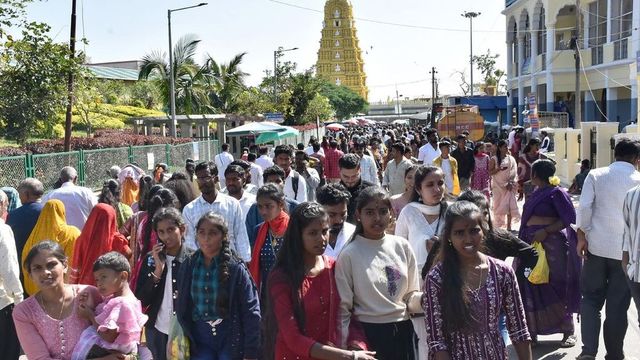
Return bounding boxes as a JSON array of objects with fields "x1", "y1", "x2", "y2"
[
  {"x1": 138, "y1": 34, "x2": 209, "y2": 114},
  {"x1": 200, "y1": 52, "x2": 248, "y2": 114}
]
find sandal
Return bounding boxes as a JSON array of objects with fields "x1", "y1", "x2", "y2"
[
  {"x1": 561, "y1": 334, "x2": 577, "y2": 348},
  {"x1": 575, "y1": 355, "x2": 596, "y2": 360}
]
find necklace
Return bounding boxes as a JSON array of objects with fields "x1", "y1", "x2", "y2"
[
  {"x1": 466, "y1": 257, "x2": 487, "y2": 299},
  {"x1": 38, "y1": 286, "x2": 69, "y2": 320}
]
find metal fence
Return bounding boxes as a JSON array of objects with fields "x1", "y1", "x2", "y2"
[{"x1": 0, "y1": 140, "x2": 219, "y2": 191}]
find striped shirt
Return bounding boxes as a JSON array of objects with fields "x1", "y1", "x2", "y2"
[{"x1": 623, "y1": 185, "x2": 640, "y2": 281}]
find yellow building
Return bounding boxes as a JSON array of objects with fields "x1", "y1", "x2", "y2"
[
  {"x1": 503, "y1": 0, "x2": 639, "y2": 128},
  {"x1": 316, "y1": 0, "x2": 369, "y2": 101}
]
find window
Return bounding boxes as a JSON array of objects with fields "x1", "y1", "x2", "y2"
[
  {"x1": 335, "y1": 29, "x2": 340, "y2": 36},
  {"x1": 523, "y1": 14, "x2": 531, "y2": 60},
  {"x1": 588, "y1": 0, "x2": 607, "y2": 65},
  {"x1": 334, "y1": 20, "x2": 340, "y2": 27},
  {"x1": 536, "y1": 10, "x2": 546, "y2": 55},
  {"x1": 335, "y1": 52, "x2": 341, "y2": 59},
  {"x1": 612, "y1": 0, "x2": 632, "y2": 59},
  {"x1": 335, "y1": 64, "x2": 341, "y2": 72},
  {"x1": 335, "y1": 40, "x2": 340, "y2": 47}
]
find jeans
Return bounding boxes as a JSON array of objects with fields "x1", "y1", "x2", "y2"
[
  {"x1": 580, "y1": 252, "x2": 631, "y2": 360},
  {"x1": 145, "y1": 325, "x2": 168, "y2": 360},
  {"x1": 191, "y1": 320, "x2": 231, "y2": 360},
  {"x1": 627, "y1": 277, "x2": 640, "y2": 326}
]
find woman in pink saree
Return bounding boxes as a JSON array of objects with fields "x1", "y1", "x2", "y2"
[{"x1": 490, "y1": 140, "x2": 520, "y2": 231}]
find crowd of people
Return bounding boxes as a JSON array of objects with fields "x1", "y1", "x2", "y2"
[{"x1": 0, "y1": 122, "x2": 638, "y2": 360}]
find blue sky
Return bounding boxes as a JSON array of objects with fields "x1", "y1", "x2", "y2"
[{"x1": 25, "y1": 0, "x2": 508, "y2": 102}]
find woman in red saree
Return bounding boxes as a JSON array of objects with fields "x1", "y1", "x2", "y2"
[{"x1": 70, "y1": 203, "x2": 130, "y2": 285}]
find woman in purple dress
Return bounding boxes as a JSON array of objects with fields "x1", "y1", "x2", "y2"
[
  {"x1": 423, "y1": 201, "x2": 532, "y2": 360},
  {"x1": 517, "y1": 159, "x2": 581, "y2": 347},
  {"x1": 470, "y1": 142, "x2": 491, "y2": 200}
]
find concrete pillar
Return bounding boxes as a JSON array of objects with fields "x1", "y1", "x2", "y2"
[
  {"x1": 145, "y1": 123, "x2": 153, "y2": 136},
  {"x1": 606, "y1": 0, "x2": 612, "y2": 43},
  {"x1": 180, "y1": 122, "x2": 193, "y2": 138},
  {"x1": 160, "y1": 123, "x2": 166, "y2": 137},
  {"x1": 546, "y1": 24, "x2": 555, "y2": 112},
  {"x1": 607, "y1": 87, "x2": 618, "y2": 123},
  {"x1": 566, "y1": 129, "x2": 581, "y2": 181},
  {"x1": 585, "y1": 91, "x2": 595, "y2": 122},
  {"x1": 506, "y1": 40, "x2": 513, "y2": 80},
  {"x1": 531, "y1": 27, "x2": 538, "y2": 84},
  {"x1": 517, "y1": 35, "x2": 525, "y2": 125},
  {"x1": 595, "y1": 122, "x2": 619, "y2": 167},
  {"x1": 554, "y1": 128, "x2": 568, "y2": 183}
]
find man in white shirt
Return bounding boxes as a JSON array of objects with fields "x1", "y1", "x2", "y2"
[
  {"x1": 247, "y1": 153, "x2": 264, "y2": 188},
  {"x1": 274, "y1": 145, "x2": 307, "y2": 202},
  {"x1": 383, "y1": 142, "x2": 413, "y2": 196},
  {"x1": 182, "y1": 161, "x2": 251, "y2": 262},
  {"x1": 0, "y1": 190, "x2": 22, "y2": 360},
  {"x1": 223, "y1": 164, "x2": 256, "y2": 222},
  {"x1": 622, "y1": 183, "x2": 640, "y2": 327},
  {"x1": 294, "y1": 151, "x2": 320, "y2": 202},
  {"x1": 577, "y1": 139, "x2": 640, "y2": 359},
  {"x1": 354, "y1": 142, "x2": 380, "y2": 186},
  {"x1": 417, "y1": 129, "x2": 441, "y2": 165},
  {"x1": 316, "y1": 183, "x2": 355, "y2": 258},
  {"x1": 255, "y1": 146, "x2": 274, "y2": 171},
  {"x1": 304, "y1": 137, "x2": 325, "y2": 157},
  {"x1": 214, "y1": 143, "x2": 234, "y2": 188},
  {"x1": 42, "y1": 166, "x2": 97, "y2": 230}
]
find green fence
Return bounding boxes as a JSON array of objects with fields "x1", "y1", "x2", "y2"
[{"x1": 0, "y1": 140, "x2": 219, "y2": 191}]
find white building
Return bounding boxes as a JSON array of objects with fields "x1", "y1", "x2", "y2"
[{"x1": 503, "y1": 0, "x2": 639, "y2": 128}]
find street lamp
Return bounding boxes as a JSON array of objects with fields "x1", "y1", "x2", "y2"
[
  {"x1": 462, "y1": 11, "x2": 481, "y2": 97},
  {"x1": 273, "y1": 46, "x2": 299, "y2": 104},
  {"x1": 168, "y1": 2, "x2": 208, "y2": 137}
]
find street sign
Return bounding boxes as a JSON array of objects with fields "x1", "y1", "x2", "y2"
[{"x1": 265, "y1": 112, "x2": 284, "y2": 123}]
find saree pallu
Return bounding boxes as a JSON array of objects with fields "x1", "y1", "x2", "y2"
[{"x1": 517, "y1": 225, "x2": 575, "y2": 336}]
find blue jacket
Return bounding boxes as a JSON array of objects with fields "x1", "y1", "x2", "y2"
[{"x1": 176, "y1": 250, "x2": 261, "y2": 359}]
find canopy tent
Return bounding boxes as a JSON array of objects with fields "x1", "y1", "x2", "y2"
[
  {"x1": 392, "y1": 119, "x2": 410, "y2": 125},
  {"x1": 225, "y1": 121, "x2": 288, "y2": 136},
  {"x1": 326, "y1": 123, "x2": 347, "y2": 131},
  {"x1": 256, "y1": 126, "x2": 300, "y2": 144},
  {"x1": 343, "y1": 119, "x2": 359, "y2": 125}
]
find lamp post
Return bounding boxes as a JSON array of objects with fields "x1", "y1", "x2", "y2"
[
  {"x1": 462, "y1": 11, "x2": 481, "y2": 97},
  {"x1": 168, "y1": 2, "x2": 208, "y2": 137},
  {"x1": 273, "y1": 46, "x2": 299, "y2": 104}
]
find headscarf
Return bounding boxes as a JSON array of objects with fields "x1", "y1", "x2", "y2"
[
  {"x1": 1, "y1": 186, "x2": 21, "y2": 214},
  {"x1": 249, "y1": 211, "x2": 290, "y2": 288},
  {"x1": 22, "y1": 199, "x2": 80, "y2": 295},
  {"x1": 121, "y1": 177, "x2": 139, "y2": 206},
  {"x1": 70, "y1": 203, "x2": 130, "y2": 286}
]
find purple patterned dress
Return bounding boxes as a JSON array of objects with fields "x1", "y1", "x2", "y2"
[
  {"x1": 471, "y1": 153, "x2": 491, "y2": 200},
  {"x1": 423, "y1": 257, "x2": 531, "y2": 359}
]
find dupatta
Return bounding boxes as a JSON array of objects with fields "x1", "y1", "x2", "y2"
[{"x1": 249, "y1": 211, "x2": 290, "y2": 288}]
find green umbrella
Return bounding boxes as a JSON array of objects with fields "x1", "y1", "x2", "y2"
[{"x1": 256, "y1": 127, "x2": 300, "y2": 144}]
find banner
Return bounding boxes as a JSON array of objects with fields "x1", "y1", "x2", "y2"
[{"x1": 528, "y1": 93, "x2": 539, "y2": 138}]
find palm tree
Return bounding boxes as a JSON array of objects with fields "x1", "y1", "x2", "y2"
[
  {"x1": 200, "y1": 52, "x2": 248, "y2": 114},
  {"x1": 138, "y1": 34, "x2": 209, "y2": 115}
]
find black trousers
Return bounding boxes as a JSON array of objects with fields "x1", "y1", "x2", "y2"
[
  {"x1": 360, "y1": 320, "x2": 416, "y2": 360},
  {"x1": 580, "y1": 252, "x2": 631, "y2": 360},
  {"x1": 0, "y1": 304, "x2": 20, "y2": 360}
]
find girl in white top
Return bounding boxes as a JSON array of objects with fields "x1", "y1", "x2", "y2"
[
  {"x1": 335, "y1": 186, "x2": 422, "y2": 360},
  {"x1": 395, "y1": 165, "x2": 447, "y2": 360}
]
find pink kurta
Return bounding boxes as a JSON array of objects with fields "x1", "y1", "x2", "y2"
[
  {"x1": 471, "y1": 153, "x2": 491, "y2": 200},
  {"x1": 491, "y1": 155, "x2": 520, "y2": 229},
  {"x1": 12, "y1": 285, "x2": 93, "y2": 360}
]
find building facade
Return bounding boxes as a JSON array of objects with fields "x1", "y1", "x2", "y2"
[
  {"x1": 504, "y1": 0, "x2": 639, "y2": 128},
  {"x1": 316, "y1": 0, "x2": 369, "y2": 100}
]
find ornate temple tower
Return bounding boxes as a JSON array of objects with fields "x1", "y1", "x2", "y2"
[{"x1": 316, "y1": 0, "x2": 368, "y2": 101}]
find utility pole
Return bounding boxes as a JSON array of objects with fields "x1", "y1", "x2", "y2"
[
  {"x1": 430, "y1": 67, "x2": 438, "y2": 128},
  {"x1": 462, "y1": 11, "x2": 481, "y2": 97},
  {"x1": 573, "y1": 0, "x2": 582, "y2": 128},
  {"x1": 63, "y1": 0, "x2": 77, "y2": 152}
]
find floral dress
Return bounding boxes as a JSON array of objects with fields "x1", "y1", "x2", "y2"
[
  {"x1": 471, "y1": 153, "x2": 491, "y2": 200},
  {"x1": 423, "y1": 257, "x2": 531, "y2": 359}
]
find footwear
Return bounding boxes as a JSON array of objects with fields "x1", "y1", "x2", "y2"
[
  {"x1": 560, "y1": 334, "x2": 577, "y2": 348},
  {"x1": 575, "y1": 354, "x2": 596, "y2": 360}
]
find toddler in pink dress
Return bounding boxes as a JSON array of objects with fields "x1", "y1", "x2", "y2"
[{"x1": 72, "y1": 252, "x2": 148, "y2": 360}]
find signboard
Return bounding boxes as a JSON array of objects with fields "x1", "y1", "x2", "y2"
[
  {"x1": 265, "y1": 112, "x2": 284, "y2": 123},
  {"x1": 528, "y1": 93, "x2": 539, "y2": 138}
]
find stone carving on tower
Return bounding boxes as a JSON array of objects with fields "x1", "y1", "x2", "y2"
[{"x1": 316, "y1": 0, "x2": 368, "y2": 101}]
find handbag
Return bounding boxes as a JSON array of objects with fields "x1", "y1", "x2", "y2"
[
  {"x1": 167, "y1": 313, "x2": 190, "y2": 359},
  {"x1": 528, "y1": 241, "x2": 549, "y2": 285}
]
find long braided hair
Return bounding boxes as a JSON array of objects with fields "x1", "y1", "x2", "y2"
[{"x1": 196, "y1": 212, "x2": 233, "y2": 317}]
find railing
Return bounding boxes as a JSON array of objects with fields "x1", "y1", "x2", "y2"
[{"x1": 0, "y1": 140, "x2": 219, "y2": 191}]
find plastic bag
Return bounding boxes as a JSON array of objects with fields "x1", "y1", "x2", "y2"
[
  {"x1": 167, "y1": 313, "x2": 190, "y2": 359},
  {"x1": 528, "y1": 241, "x2": 549, "y2": 285}
]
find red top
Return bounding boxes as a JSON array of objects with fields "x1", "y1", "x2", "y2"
[
  {"x1": 324, "y1": 148, "x2": 344, "y2": 179},
  {"x1": 269, "y1": 256, "x2": 367, "y2": 359}
]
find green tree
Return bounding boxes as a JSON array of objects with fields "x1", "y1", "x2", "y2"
[
  {"x1": 201, "y1": 52, "x2": 248, "y2": 113},
  {"x1": 319, "y1": 81, "x2": 368, "y2": 120},
  {"x1": 259, "y1": 60, "x2": 297, "y2": 111},
  {"x1": 138, "y1": 34, "x2": 207, "y2": 114},
  {"x1": 472, "y1": 49, "x2": 504, "y2": 87},
  {"x1": 303, "y1": 94, "x2": 334, "y2": 123},
  {"x1": 236, "y1": 87, "x2": 276, "y2": 115},
  {"x1": 0, "y1": 0, "x2": 39, "y2": 39},
  {"x1": 0, "y1": 22, "x2": 82, "y2": 143},
  {"x1": 129, "y1": 80, "x2": 162, "y2": 109},
  {"x1": 284, "y1": 71, "x2": 321, "y2": 125},
  {"x1": 73, "y1": 73, "x2": 102, "y2": 135}
]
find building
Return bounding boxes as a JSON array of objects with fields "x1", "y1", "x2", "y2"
[
  {"x1": 316, "y1": 0, "x2": 369, "y2": 100},
  {"x1": 503, "y1": 0, "x2": 639, "y2": 128}
]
